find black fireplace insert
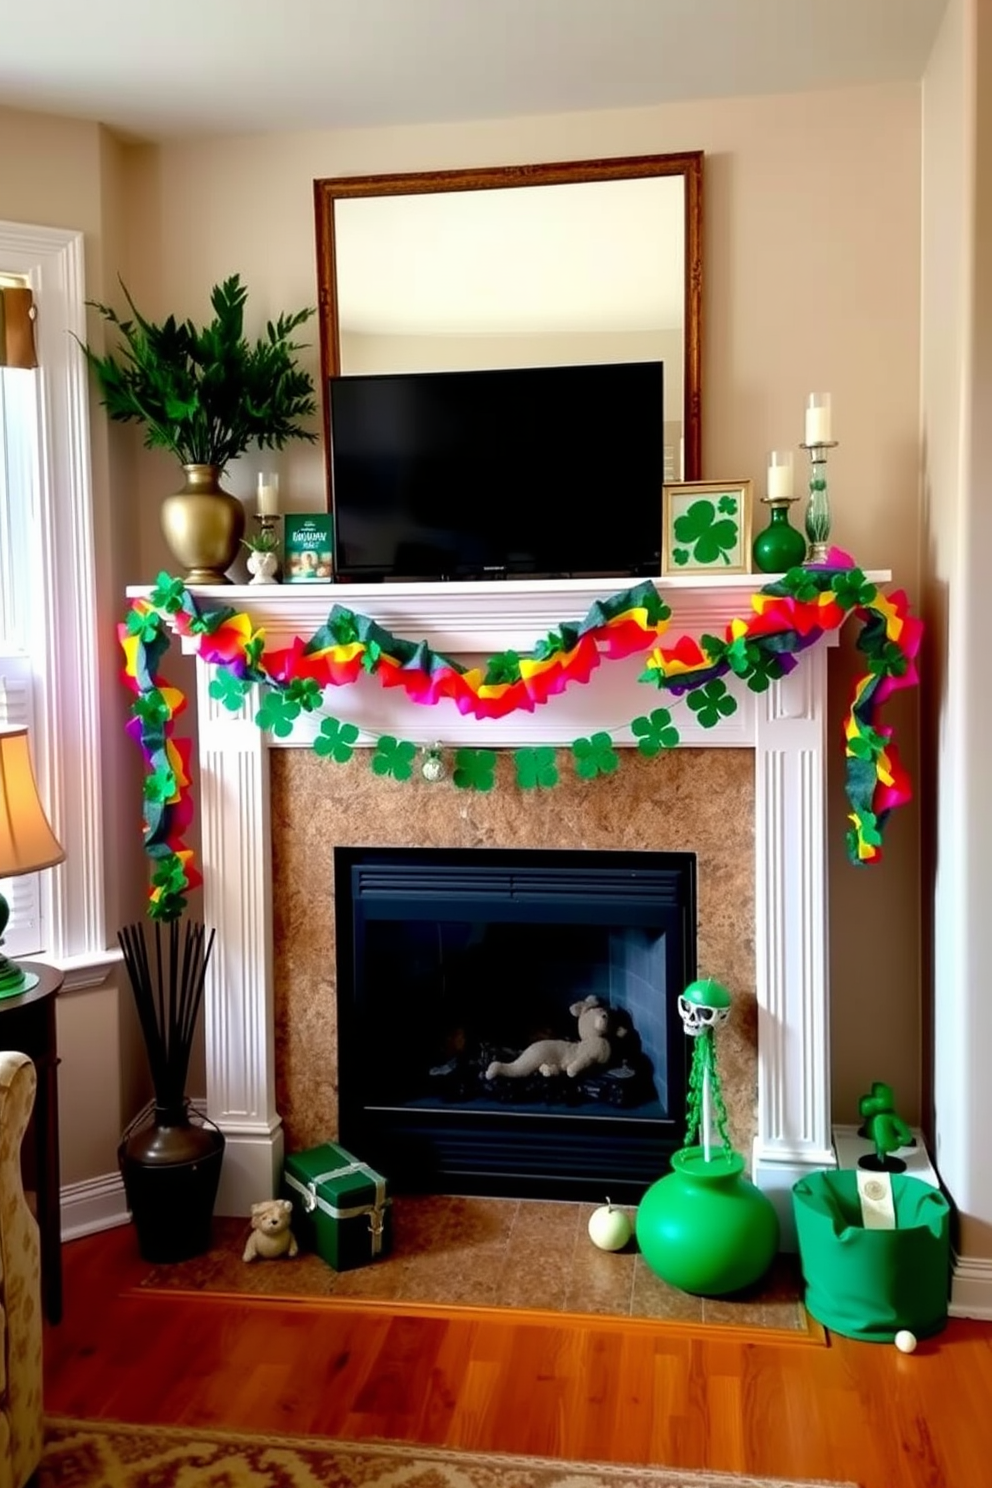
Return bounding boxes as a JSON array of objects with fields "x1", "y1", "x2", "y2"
[{"x1": 334, "y1": 846, "x2": 695, "y2": 1203}]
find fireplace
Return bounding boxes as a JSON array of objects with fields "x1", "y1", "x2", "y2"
[
  {"x1": 167, "y1": 572, "x2": 862, "y2": 1243},
  {"x1": 334, "y1": 846, "x2": 695, "y2": 1202}
]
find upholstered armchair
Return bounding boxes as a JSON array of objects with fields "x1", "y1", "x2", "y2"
[{"x1": 0, "y1": 1052, "x2": 42, "y2": 1488}]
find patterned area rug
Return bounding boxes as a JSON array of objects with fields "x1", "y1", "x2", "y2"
[{"x1": 41, "y1": 1418, "x2": 857, "y2": 1488}]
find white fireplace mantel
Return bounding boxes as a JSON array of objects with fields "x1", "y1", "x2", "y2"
[{"x1": 133, "y1": 570, "x2": 890, "y2": 1243}]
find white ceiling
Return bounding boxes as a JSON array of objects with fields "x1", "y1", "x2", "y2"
[{"x1": 0, "y1": 0, "x2": 947, "y2": 143}]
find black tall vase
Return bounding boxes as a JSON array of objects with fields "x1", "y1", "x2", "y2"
[{"x1": 119, "y1": 1103, "x2": 225, "y2": 1264}]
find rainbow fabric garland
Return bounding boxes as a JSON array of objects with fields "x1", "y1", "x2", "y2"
[{"x1": 119, "y1": 555, "x2": 921, "y2": 920}]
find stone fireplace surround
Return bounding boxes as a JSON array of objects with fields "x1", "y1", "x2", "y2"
[{"x1": 157, "y1": 572, "x2": 887, "y2": 1244}]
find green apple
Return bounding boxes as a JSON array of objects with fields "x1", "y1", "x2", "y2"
[{"x1": 588, "y1": 1200, "x2": 632, "y2": 1251}]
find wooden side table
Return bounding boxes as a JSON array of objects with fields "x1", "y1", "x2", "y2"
[{"x1": 0, "y1": 960, "x2": 64, "y2": 1324}]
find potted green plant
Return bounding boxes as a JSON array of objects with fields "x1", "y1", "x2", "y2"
[
  {"x1": 81, "y1": 274, "x2": 318, "y2": 584},
  {"x1": 241, "y1": 525, "x2": 281, "y2": 585}
]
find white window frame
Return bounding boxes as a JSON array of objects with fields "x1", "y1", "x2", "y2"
[{"x1": 0, "y1": 221, "x2": 106, "y2": 976}]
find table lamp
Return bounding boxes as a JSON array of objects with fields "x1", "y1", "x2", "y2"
[{"x1": 0, "y1": 726, "x2": 65, "y2": 997}]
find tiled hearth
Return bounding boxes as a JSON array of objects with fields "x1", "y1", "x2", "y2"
[{"x1": 154, "y1": 573, "x2": 880, "y2": 1242}]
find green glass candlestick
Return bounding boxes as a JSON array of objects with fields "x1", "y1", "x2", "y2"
[{"x1": 752, "y1": 497, "x2": 808, "y2": 573}]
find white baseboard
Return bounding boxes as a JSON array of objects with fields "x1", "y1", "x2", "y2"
[
  {"x1": 60, "y1": 1171, "x2": 131, "y2": 1241},
  {"x1": 949, "y1": 1254, "x2": 992, "y2": 1319}
]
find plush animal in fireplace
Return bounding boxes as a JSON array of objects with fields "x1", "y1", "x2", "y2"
[
  {"x1": 485, "y1": 995, "x2": 627, "y2": 1081},
  {"x1": 242, "y1": 1198, "x2": 299, "y2": 1262}
]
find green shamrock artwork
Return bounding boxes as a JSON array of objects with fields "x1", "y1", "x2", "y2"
[{"x1": 671, "y1": 495, "x2": 740, "y2": 568}]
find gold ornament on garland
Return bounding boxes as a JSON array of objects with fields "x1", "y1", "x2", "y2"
[{"x1": 421, "y1": 744, "x2": 446, "y2": 783}]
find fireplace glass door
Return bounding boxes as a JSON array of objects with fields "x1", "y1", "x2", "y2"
[{"x1": 334, "y1": 846, "x2": 695, "y2": 1203}]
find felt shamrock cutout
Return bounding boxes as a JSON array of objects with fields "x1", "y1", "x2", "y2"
[
  {"x1": 631, "y1": 708, "x2": 680, "y2": 757},
  {"x1": 779, "y1": 567, "x2": 821, "y2": 603},
  {"x1": 484, "y1": 650, "x2": 522, "y2": 686},
  {"x1": 717, "y1": 494, "x2": 738, "y2": 516},
  {"x1": 870, "y1": 641, "x2": 909, "y2": 678},
  {"x1": 572, "y1": 731, "x2": 619, "y2": 779},
  {"x1": 513, "y1": 747, "x2": 559, "y2": 789},
  {"x1": 831, "y1": 568, "x2": 877, "y2": 610},
  {"x1": 149, "y1": 572, "x2": 188, "y2": 613},
  {"x1": 143, "y1": 764, "x2": 177, "y2": 804},
  {"x1": 850, "y1": 809, "x2": 884, "y2": 849},
  {"x1": 742, "y1": 650, "x2": 787, "y2": 693},
  {"x1": 313, "y1": 717, "x2": 359, "y2": 764},
  {"x1": 151, "y1": 853, "x2": 189, "y2": 899},
  {"x1": 533, "y1": 625, "x2": 580, "y2": 661},
  {"x1": 132, "y1": 689, "x2": 172, "y2": 728},
  {"x1": 283, "y1": 677, "x2": 323, "y2": 712},
  {"x1": 686, "y1": 678, "x2": 737, "y2": 728},
  {"x1": 149, "y1": 886, "x2": 187, "y2": 922},
  {"x1": 209, "y1": 668, "x2": 251, "y2": 712},
  {"x1": 371, "y1": 736, "x2": 417, "y2": 781},
  {"x1": 847, "y1": 724, "x2": 886, "y2": 761},
  {"x1": 329, "y1": 608, "x2": 360, "y2": 646},
  {"x1": 672, "y1": 499, "x2": 739, "y2": 567},
  {"x1": 126, "y1": 607, "x2": 166, "y2": 644},
  {"x1": 725, "y1": 639, "x2": 785, "y2": 694},
  {"x1": 453, "y1": 748, "x2": 498, "y2": 791},
  {"x1": 255, "y1": 689, "x2": 302, "y2": 737},
  {"x1": 187, "y1": 605, "x2": 236, "y2": 636}
]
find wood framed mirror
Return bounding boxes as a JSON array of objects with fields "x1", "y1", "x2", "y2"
[{"x1": 314, "y1": 151, "x2": 703, "y2": 492}]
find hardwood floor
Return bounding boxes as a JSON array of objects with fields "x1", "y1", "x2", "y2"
[{"x1": 44, "y1": 1224, "x2": 992, "y2": 1487}]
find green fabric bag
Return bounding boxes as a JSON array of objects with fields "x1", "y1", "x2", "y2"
[{"x1": 792, "y1": 1169, "x2": 950, "y2": 1341}]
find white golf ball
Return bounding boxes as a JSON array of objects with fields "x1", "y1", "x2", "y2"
[{"x1": 894, "y1": 1329, "x2": 917, "y2": 1353}]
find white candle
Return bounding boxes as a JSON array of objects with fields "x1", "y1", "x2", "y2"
[
  {"x1": 257, "y1": 472, "x2": 280, "y2": 516},
  {"x1": 805, "y1": 393, "x2": 832, "y2": 446},
  {"x1": 767, "y1": 450, "x2": 793, "y2": 501}
]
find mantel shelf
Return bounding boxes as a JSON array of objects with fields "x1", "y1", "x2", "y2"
[{"x1": 128, "y1": 569, "x2": 892, "y2": 656}]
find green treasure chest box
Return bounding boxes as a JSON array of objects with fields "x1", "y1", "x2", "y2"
[{"x1": 282, "y1": 1142, "x2": 391, "y2": 1271}]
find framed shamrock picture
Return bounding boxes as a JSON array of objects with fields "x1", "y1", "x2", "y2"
[{"x1": 661, "y1": 479, "x2": 753, "y2": 576}]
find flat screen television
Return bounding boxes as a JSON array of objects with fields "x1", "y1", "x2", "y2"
[{"x1": 327, "y1": 360, "x2": 665, "y2": 581}]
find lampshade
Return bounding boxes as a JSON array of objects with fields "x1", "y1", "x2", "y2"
[
  {"x1": 0, "y1": 727, "x2": 64, "y2": 875},
  {"x1": 0, "y1": 727, "x2": 64, "y2": 998}
]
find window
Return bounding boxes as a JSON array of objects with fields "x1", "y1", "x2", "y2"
[{"x1": 0, "y1": 222, "x2": 105, "y2": 970}]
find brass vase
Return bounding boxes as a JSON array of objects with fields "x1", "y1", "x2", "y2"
[{"x1": 160, "y1": 464, "x2": 245, "y2": 585}]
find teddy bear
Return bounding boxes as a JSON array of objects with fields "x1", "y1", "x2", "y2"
[
  {"x1": 242, "y1": 1197, "x2": 299, "y2": 1262},
  {"x1": 485, "y1": 995, "x2": 627, "y2": 1081}
]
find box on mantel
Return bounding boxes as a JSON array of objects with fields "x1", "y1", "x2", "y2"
[{"x1": 282, "y1": 1142, "x2": 391, "y2": 1271}]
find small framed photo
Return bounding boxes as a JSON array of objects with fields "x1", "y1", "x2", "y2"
[{"x1": 661, "y1": 480, "x2": 753, "y2": 576}]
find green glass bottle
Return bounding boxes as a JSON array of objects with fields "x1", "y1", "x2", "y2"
[{"x1": 752, "y1": 498, "x2": 808, "y2": 574}]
